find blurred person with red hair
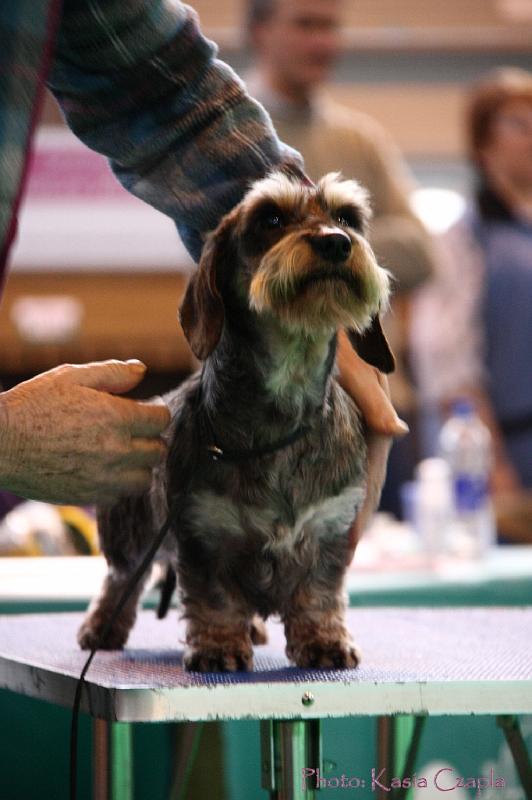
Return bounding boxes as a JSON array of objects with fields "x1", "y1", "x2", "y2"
[{"x1": 412, "y1": 68, "x2": 532, "y2": 539}]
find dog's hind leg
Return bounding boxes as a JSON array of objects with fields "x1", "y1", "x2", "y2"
[
  {"x1": 78, "y1": 494, "x2": 157, "y2": 650},
  {"x1": 77, "y1": 566, "x2": 149, "y2": 650}
]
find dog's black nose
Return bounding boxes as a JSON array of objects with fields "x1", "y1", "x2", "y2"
[{"x1": 309, "y1": 232, "x2": 351, "y2": 263}]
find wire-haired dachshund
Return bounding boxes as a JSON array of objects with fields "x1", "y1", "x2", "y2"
[{"x1": 78, "y1": 169, "x2": 394, "y2": 672}]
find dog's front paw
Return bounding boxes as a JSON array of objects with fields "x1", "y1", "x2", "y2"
[
  {"x1": 77, "y1": 617, "x2": 129, "y2": 651},
  {"x1": 183, "y1": 646, "x2": 253, "y2": 673},
  {"x1": 291, "y1": 639, "x2": 361, "y2": 670}
]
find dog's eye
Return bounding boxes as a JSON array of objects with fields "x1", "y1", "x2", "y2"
[
  {"x1": 335, "y1": 207, "x2": 362, "y2": 230},
  {"x1": 265, "y1": 212, "x2": 285, "y2": 229},
  {"x1": 257, "y1": 204, "x2": 286, "y2": 230},
  {"x1": 267, "y1": 213, "x2": 283, "y2": 228}
]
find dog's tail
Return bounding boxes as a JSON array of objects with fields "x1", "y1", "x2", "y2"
[{"x1": 156, "y1": 564, "x2": 177, "y2": 619}]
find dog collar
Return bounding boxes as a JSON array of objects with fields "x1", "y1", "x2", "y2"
[{"x1": 206, "y1": 424, "x2": 311, "y2": 463}]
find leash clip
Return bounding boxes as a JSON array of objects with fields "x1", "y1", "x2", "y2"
[{"x1": 207, "y1": 444, "x2": 224, "y2": 461}]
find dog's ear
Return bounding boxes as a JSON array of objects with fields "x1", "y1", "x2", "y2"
[
  {"x1": 179, "y1": 213, "x2": 236, "y2": 360},
  {"x1": 347, "y1": 316, "x2": 395, "y2": 374}
]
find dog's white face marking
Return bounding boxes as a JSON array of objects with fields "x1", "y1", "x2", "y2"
[
  {"x1": 244, "y1": 172, "x2": 309, "y2": 212},
  {"x1": 245, "y1": 171, "x2": 370, "y2": 232},
  {"x1": 317, "y1": 172, "x2": 371, "y2": 224}
]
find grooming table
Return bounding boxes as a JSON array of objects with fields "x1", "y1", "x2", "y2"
[{"x1": 0, "y1": 608, "x2": 531, "y2": 800}]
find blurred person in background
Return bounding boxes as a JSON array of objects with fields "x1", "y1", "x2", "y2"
[
  {"x1": 411, "y1": 68, "x2": 532, "y2": 542},
  {"x1": 0, "y1": 0, "x2": 404, "y2": 524},
  {"x1": 244, "y1": 0, "x2": 436, "y2": 517}
]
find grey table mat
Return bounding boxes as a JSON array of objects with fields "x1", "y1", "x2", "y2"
[{"x1": 0, "y1": 608, "x2": 531, "y2": 721}]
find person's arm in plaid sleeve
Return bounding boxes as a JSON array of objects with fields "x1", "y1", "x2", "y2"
[
  {"x1": 0, "y1": 1, "x2": 171, "y2": 507},
  {"x1": 49, "y1": 0, "x2": 300, "y2": 262},
  {"x1": 49, "y1": 0, "x2": 405, "y2": 420},
  {"x1": 0, "y1": 0, "x2": 404, "y2": 511}
]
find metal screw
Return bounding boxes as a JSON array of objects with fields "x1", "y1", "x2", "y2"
[{"x1": 301, "y1": 691, "x2": 315, "y2": 706}]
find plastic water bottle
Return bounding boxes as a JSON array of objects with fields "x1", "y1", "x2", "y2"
[
  {"x1": 414, "y1": 458, "x2": 453, "y2": 561},
  {"x1": 438, "y1": 399, "x2": 496, "y2": 558}
]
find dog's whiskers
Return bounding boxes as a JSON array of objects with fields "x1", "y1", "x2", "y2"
[{"x1": 294, "y1": 268, "x2": 363, "y2": 295}]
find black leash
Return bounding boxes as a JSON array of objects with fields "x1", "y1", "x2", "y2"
[
  {"x1": 156, "y1": 563, "x2": 177, "y2": 619},
  {"x1": 69, "y1": 503, "x2": 178, "y2": 800}
]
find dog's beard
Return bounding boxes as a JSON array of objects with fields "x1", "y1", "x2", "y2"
[{"x1": 248, "y1": 233, "x2": 390, "y2": 334}]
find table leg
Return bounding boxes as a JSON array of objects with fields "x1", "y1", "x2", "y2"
[
  {"x1": 395, "y1": 717, "x2": 426, "y2": 800},
  {"x1": 93, "y1": 719, "x2": 109, "y2": 800},
  {"x1": 92, "y1": 720, "x2": 134, "y2": 800},
  {"x1": 376, "y1": 715, "x2": 426, "y2": 800},
  {"x1": 169, "y1": 722, "x2": 204, "y2": 800},
  {"x1": 261, "y1": 719, "x2": 322, "y2": 799},
  {"x1": 496, "y1": 715, "x2": 532, "y2": 798},
  {"x1": 376, "y1": 717, "x2": 396, "y2": 800}
]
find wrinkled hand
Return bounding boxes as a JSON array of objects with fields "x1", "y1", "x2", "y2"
[{"x1": 0, "y1": 360, "x2": 170, "y2": 506}]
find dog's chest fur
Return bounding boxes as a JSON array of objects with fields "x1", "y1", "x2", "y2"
[{"x1": 188, "y1": 483, "x2": 364, "y2": 565}]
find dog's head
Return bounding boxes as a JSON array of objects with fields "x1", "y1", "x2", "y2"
[{"x1": 180, "y1": 169, "x2": 394, "y2": 372}]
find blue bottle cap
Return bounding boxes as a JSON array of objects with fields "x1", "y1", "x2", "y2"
[{"x1": 451, "y1": 398, "x2": 474, "y2": 417}]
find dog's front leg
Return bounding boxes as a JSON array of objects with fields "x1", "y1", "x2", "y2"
[
  {"x1": 283, "y1": 585, "x2": 361, "y2": 670},
  {"x1": 182, "y1": 598, "x2": 255, "y2": 672}
]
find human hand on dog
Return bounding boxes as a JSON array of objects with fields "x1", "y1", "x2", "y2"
[
  {"x1": 337, "y1": 331, "x2": 406, "y2": 564},
  {"x1": 337, "y1": 330, "x2": 408, "y2": 437},
  {"x1": 0, "y1": 360, "x2": 169, "y2": 506}
]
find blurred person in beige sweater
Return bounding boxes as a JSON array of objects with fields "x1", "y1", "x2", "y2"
[{"x1": 244, "y1": 0, "x2": 436, "y2": 515}]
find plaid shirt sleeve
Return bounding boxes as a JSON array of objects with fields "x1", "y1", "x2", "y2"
[
  {"x1": 48, "y1": 0, "x2": 302, "y2": 262},
  {"x1": 0, "y1": 0, "x2": 62, "y2": 281}
]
